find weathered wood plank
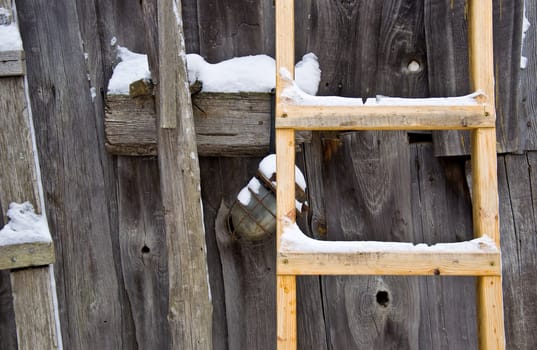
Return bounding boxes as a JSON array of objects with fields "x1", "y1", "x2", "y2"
[
  {"x1": 304, "y1": 0, "x2": 426, "y2": 347},
  {"x1": 276, "y1": 103, "x2": 493, "y2": 130},
  {"x1": 17, "y1": 1, "x2": 127, "y2": 348},
  {"x1": 520, "y1": 0, "x2": 537, "y2": 150},
  {"x1": 151, "y1": 0, "x2": 213, "y2": 347},
  {"x1": 104, "y1": 92, "x2": 311, "y2": 156},
  {"x1": 197, "y1": 0, "x2": 274, "y2": 61},
  {"x1": 0, "y1": 50, "x2": 25, "y2": 76},
  {"x1": 0, "y1": 242, "x2": 55, "y2": 270},
  {"x1": 0, "y1": 270, "x2": 17, "y2": 350},
  {"x1": 410, "y1": 143, "x2": 477, "y2": 349},
  {"x1": 0, "y1": 74, "x2": 59, "y2": 349},
  {"x1": 117, "y1": 157, "x2": 169, "y2": 349},
  {"x1": 498, "y1": 153, "x2": 537, "y2": 349},
  {"x1": 429, "y1": 0, "x2": 525, "y2": 155}
]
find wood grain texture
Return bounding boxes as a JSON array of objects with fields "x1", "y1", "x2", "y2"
[
  {"x1": 153, "y1": 0, "x2": 213, "y2": 347},
  {"x1": 11, "y1": 267, "x2": 59, "y2": 350},
  {"x1": 498, "y1": 153, "x2": 537, "y2": 349},
  {"x1": 104, "y1": 92, "x2": 311, "y2": 156},
  {"x1": 197, "y1": 0, "x2": 274, "y2": 61},
  {"x1": 276, "y1": 104, "x2": 493, "y2": 130},
  {"x1": 520, "y1": 0, "x2": 537, "y2": 150},
  {"x1": 17, "y1": 1, "x2": 128, "y2": 348},
  {"x1": 430, "y1": 0, "x2": 525, "y2": 155},
  {"x1": 410, "y1": 144, "x2": 477, "y2": 350},
  {"x1": 0, "y1": 50, "x2": 25, "y2": 76},
  {"x1": 0, "y1": 242, "x2": 55, "y2": 270},
  {"x1": 118, "y1": 157, "x2": 170, "y2": 349},
  {"x1": 0, "y1": 270, "x2": 17, "y2": 349},
  {"x1": 0, "y1": 74, "x2": 59, "y2": 349}
]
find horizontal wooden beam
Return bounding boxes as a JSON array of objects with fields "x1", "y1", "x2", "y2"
[
  {"x1": 277, "y1": 249, "x2": 500, "y2": 276},
  {"x1": 105, "y1": 92, "x2": 311, "y2": 157},
  {"x1": 276, "y1": 103, "x2": 495, "y2": 130},
  {"x1": 0, "y1": 241, "x2": 55, "y2": 270},
  {"x1": 0, "y1": 50, "x2": 25, "y2": 77}
]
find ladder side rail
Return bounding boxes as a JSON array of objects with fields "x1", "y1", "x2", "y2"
[
  {"x1": 468, "y1": 1, "x2": 505, "y2": 349},
  {"x1": 276, "y1": 0, "x2": 297, "y2": 349}
]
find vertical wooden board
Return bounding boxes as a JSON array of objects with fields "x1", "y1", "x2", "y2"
[
  {"x1": 322, "y1": 131, "x2": 419, "y2": 349},
  {"x1": 0, "y1": 270, "x2": 17, "y2": 350},
  {"x1": 16, "y1": 1, "x2": 126, "y2": 348},
  {"x1": 10, "y1": 267, "x2": 59, "y2": 350},
  {"x1": 498, "y1": 153, "x2": 537, "y2": 349},
  {"x1": 182, "y1": 0, "x2": 200, "y2": 53},
  {"x1": 520, "y1": 0, "x2": 537, "y2": 151},
  {"x1": 431, "y1": 0, "x2": 525, "y2": 155},
  {"x1": 117, "y1": 157, "x2": 170, "y2": 350},
  {"x1": 202, "y1": 157, "x2": 274, "y2": 350},
  {"x1": 410, "y1": 143, "x2": 477, "y2": 349},
  {"x1": 0, "y1": 77, "x2": 40, "y2": 212},
  {"x1": 197, "y1": 0, "x2": 274, "y2": 61}
]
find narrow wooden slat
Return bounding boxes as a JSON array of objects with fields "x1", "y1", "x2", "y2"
[
  {"x1": 0, "y1": 242, "x2": 54, "y2": 270},
  {"x1": 0, "y1": 50, "x2": 25, "y2": 77},
  {"x1": 276, "y1": 104, "x2": 494, "y2": 130},
  {"x1": 275, "y1": 2, "x2": 296, "y2": 343},
  {"x1": 468, "y1": 0, "x2": 505, "y2": 349},
  {"x1": 277, "y1": 250, "x2": 500, "y2": 276}
]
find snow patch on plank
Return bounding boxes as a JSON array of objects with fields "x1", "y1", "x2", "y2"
[
  {"x1": 107, "y1": 46, "x2": 151, "y2": 94},
  {"x1": 259, "y1": 154, "x2": 306, "y2": 191},
  {"x1": 107, "y1": 46, "x2": 321, "y2": 95},
  {"x1": 280, "y1": 218, "x2": 497, "y2": 254},
  {"x1": 0, "y1": 21, "x2": 22, "y2": 51},
  {"x1": 0, "y1": 202, "x2": 52, "y2": 246},
  {"x1": 521, "y1": 0, "x2": 531, "y2": 69},
  {"x1": 280, "y1": 68, "x2": 483, "y2": 107}
]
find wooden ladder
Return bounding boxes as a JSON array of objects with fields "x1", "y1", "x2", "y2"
[
  {"x1": 0, "y1": 3, "x2": 59, "y2": 348},
  {"x1": 275, "y1": 1, "x2": 504, "y2": 349}
]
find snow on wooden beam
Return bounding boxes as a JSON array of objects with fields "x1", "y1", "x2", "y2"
[{"x1": 105, "y1": 91, "x2": 312, "y2": 156}]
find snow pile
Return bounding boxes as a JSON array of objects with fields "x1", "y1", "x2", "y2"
[
  {"x1": 0, "y1": 202, "x2": 52, "y2": 246},
  {"x1": 186, "y1": 52, "x2": 320, "y2": 94},
  {"x1": 280, "y1": 68, "x2": 482, "y2": 107},
  {"x1": 0, "y1": 21, "x2": 22, "y2": 52},
  {"x1": 521, "y1": 1, "x2": 531, "y2": 69},
  {"x1": 107, "y1": 46, "x2": 321, "y2": 95},
  {"x1": 107, "y1": 46, "x2": 151, "y2": 94},
  {"x1": 235, "y1": 154, "x2": 307, "y2": 212},
  {"x1": 280, "y1": 218, "x2": 497, "y2": 254},
  {"x1": 259, "y1": 154, "x2": 306, "y2": 191}
]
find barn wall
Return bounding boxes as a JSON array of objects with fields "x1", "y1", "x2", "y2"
[{"x1": 0, "y1": 0, "x2": 535, "y2": 349}]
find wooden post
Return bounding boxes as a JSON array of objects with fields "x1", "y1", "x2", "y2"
[
  {"x1": 0, "y1": 76, "x2": 59, "y2": 348},
  {"x1": 143, "y1": 0, "x2": 213, "y2": 348},
  {"x1": 468, "y1": 1, "x2": 505, "y2": 349},
  {"x1": 276, "y1": 0, "x2": 297, "y2": 349}
]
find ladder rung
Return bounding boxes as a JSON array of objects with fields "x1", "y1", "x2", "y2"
[
  {"x1": 0, "y1": 241, "x2": 55, "y2": 270},
  {"x1": 277, "y1": 225, "x2": 500, "y2": 276},
  {"x1": 276, "y1": 103, "x2": 494, "y2": 130}
]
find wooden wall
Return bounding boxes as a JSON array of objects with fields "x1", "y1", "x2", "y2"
[{"x1": 0, "y1": 0, "x2": 536, "y2": 349}]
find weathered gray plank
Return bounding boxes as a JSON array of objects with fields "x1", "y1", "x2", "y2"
[
  {"x1": 0, "y1": 50, "x2": 25, "y2": 76},
  {"x1": 429, "y1": 0, "x2": 525, "y2": 155},
  {"x1": 117, "y1": 157, "x2": 170, "y2": 349},
  {"x1": 197, "y1": 0, "x2": 274, "y2": 61},
  {"x1": 302, "y1": 0, "x2": 426, "y2": 347},
  {"x1": 498, "y1": 152, "x2": 537, "y2": 349},
  {"x1": 17, "y1": 1, "x2": 127, "y2": 348},
  {"x1": 520, "y1": 0, "x2": 537, "y2": 150},
  {"x1": 150, "y1": 0, "x2": 213, "y2": 347},
  {"x1": 410, "y1": 143, "x2": 477, "y2": 349},
  {"x1": 104, "y1": 92, "x2": 311, "y2": 156},
  {"x1": 0, "y1": 270, "x2": 17, "y2": 350}
]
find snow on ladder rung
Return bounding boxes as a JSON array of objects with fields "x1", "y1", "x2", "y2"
[
  {"x1": 277, "y1": 220, "x2": 500, "y2": 276},
  {"x1": 276, "y1": 87, "x2": 495, "y2": 131}
]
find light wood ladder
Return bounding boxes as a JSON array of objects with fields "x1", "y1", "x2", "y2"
[{"x1": 275, "y1": 1, "x2": 504, "y2": 349}]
